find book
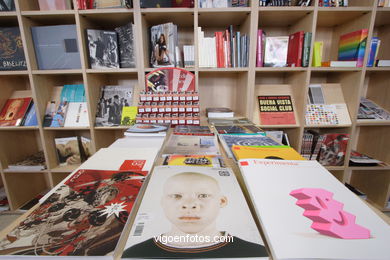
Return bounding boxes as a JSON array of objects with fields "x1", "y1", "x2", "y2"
[
  {"x1": 150, "y1": 22, "x2": 178, "y2": 67},
  {"x1": 308, "y1": 84, "x2": 325, "y2": 104},
  {"x1": 367, "y1": 37, "x2": 380, "y2": 67},
  {"x1": 163, "y1": 154, "x2": 225, "y2": 167},
  {"x1": 145, "y1": 68, "x2": 195, "y2": 93},
  {"x1": 162, "y1": 134, "x2": 220, "y2": 156},
  {"x1": 42, "y1": 86, "x2": 63, "y2": 127},
  {"x1": 311, "y1": 41, "x2": 323, "y2": 67},
  {"x1": 338, "y1": 29, "x2": 368, "y2": 67},
  {"x1": 0, "y1": 0, "x2": 14, "y2": 11},
  {"x1": 214, "y1": 125, "x2": 262, "y2": 134},
  {"x1": 238, "y1": 159, "x2": 390, "y2": 260},
  {"x1": 38, "y1": 0, "x2": 72, "y2": 10},
  {"x1": 125, "y1": 123, "x2": 169, "y2": 136},
  {"x1": 330, "y1": 60, "x2": 358, "y2": 67},
  {"x1": 121, "y1": 166, "x2": 268, "y2": 259},
  {"x1": 206, "y1": 107, "x2": 234, "y2": 118},
  {"x1": 208, "y1": 117, "x2": 253, "y2": 125},
  {"x1": 95, "y1": 85, "x2": 134, "y2": 126},
  {"x1": 172, "y1": 0, "x2": 194, "y2": 7},
  {"x1": 358, "y1": 97, "x2": 390, "y2": 120},
  {"x1": 6, "y1": 151, "x2": 46, "y2": 171},
  {"x1": 0, "y1": 168, "x2": 147, "y2": 257},
  {"x1": 55, "y1": 136, "x2": 83, "y2": 166},
  {"x1": 302, "y1": 32, "x2": 312, "y2": 67},
  {"x1": 256, "y1": 29, "x2": 265, "y2": 67},
  {"x1": 31, "y1": 24, "x2": 81, "y2": 70},
  {"x1": 0, "y1": 95, "x2": 32, "y2": 127},
  {"x1": 318, "y1": 133, "x2": 349, "y2": 166},
  {"x1": 20, "y1": 101, "x2": 38, "y2": 126},
  {"x1": 377, "y1": 60, "x2": 390, "y2": 67},
  {"x1": 87, "y1": 29, "x2": 120, "y2": 69},
  {"x1": 63, "y1": 102, "x2": 90, "y2": 127},
  {"x1": 94, "y1": 0, "x2": 129, "y2": 8},
  {"x1": 115, "y1": 22, "x2": 136, "y2": 68},
  {"x1": 0, "y1": 27, "x2": 27, "y2": 70},
  {"x1": 257, "y1": 95, "x2": 296, "y2": 125},
  {"x1": 264, "y1": 36, "x2": 289, "y2": 67},
  {"x1": 173, "y1": 125, "x2": 214, "y2": 136},
  {"x1": 140, "y1": 0, "x2": 171, "y2": 7},
  {"x1": 349, "y1": 150, "x2": 384, "y2": 167},
  {"x1": 287, "y1": 31, "x2": 304, "y2": 67},
  {"x1": 232, "y1": 145, "x2": 305, "y2": 161},
  {"x1": 219, "y1": 133, "x2": 282, "y2": 158}
]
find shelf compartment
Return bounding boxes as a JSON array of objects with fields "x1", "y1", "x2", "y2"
[
  {"x1": 316, "y1": 9, "x2": 372, "y2": 27},
  {"x1": 372, "y1": 10, "x2": 390, "y2": 62},
  {"x1": 198, "y1": 71, "x2": 248, "y2": 116},
  {"x1": 18, "y1": 0, "x2": 74, "y2": 11},
  {"x1": 2, "y1": 171, "x2": 49, "y2": 210},
  {"x1": 41, "y1": 128, "x2": 91, "y2": 170},
  {"x1": 0, "y1": 14, "x2": 18, "y2": 26},
  {"x1": 198, "y1": 9, "x2": 249, "y2": 28},
  {"x1": 0, "y1": 75, "x2": 31, "y2": 110},
  {"x1": 93, "y1": 128, "x2": 126, "y2": 150},
  {"x1": 355, "y1": 126, "x2": 390, "y2": 166},
  {"x1": 86, "y1": 73, "x2": 139, "y2": 127},
  {"x1": 0, "y1": 130, "x2": 44, "y2": 171},
  {"x1": 258, "y1": 9, "x2": 314, "y2": 30},
  {"x1": 350, "y1": 170, "x2": 390, "y2": 211}
]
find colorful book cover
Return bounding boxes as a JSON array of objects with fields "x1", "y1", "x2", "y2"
[
  {"x1": 121, "y1": 166, "x2": 268, "y2": 259},
  {"x1": 120, "y1": 106, "x2": 138, "y2": 126},
  {"x1": 287, "y1": 31, "x2": 304, "y2": 67},
  {"x1": 312, "y1": 41, "x2": 323, "y2": 67},
  {"x1": 232, "y1": 145, "x2": 305, "y2": 161},
  {"x1": 0, "y1": 97, "x2": 32, "y2": 126},
  {"x1": 338, "y1": 29, "x2": 368, "y2": 67},
  {"x1": 146, "y1": 67, "x2": 195, "y2": 93},
  {"x1": 0, "y1": 27, "x2": 27, "y2": 71},
  {"x1": 163, "y1": 154, "x2": 224, "y2": 167},
  {"x1": 367, "y1": 37, "x2": 379, "y2": 67},
  {"x1": 0, "y1": 169, "x2": 147, "y2": 256},
  {"x1": 22, "y1": 102, "x2": 38, "y2": 126},
  {"x1": 318, "y1": 133, "x2": 349, "y2": 166},
  {"x1": 238, "y1": 159, "x2": 390, "y2": 260},
  {"x1": 258, "y1": 95, "x2": 296, "y2": 125}
]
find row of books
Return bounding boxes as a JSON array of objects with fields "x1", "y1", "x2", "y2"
[
  {"x1": 259, "y1": 0, "x2": 312, "y2": 6},
  {"x1": 256, "y1": 30, "x2": 312, "y2": 67},
  {"x1": 318, "y1": 0, "x2": 348, "y2": 6},
  {"x1": 198, "y1": 26, "x2": 249, "y2": 68},
  {"x1": 199, "y1": 0, "x2": 248, "y2": 7}
]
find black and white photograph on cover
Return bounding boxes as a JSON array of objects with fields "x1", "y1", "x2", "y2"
[
  {"x1": 0, "y1": 0, "x2": 15, "y2": 11},
  {"x1": 115, "y1": 22, "x2": 136, "y2": 68},
  {"x1": 87, "y1": 29, "x2": 119, "y2": 69},
  {"x1": 122, "y1": 166, "x2": 268, "y2": 259},
  {"x1": 150, "y1": 23, "x2": 177, "y2": 68},
  {"x1": 95, "y1": 85, "x2": 133, "y2": 126}
]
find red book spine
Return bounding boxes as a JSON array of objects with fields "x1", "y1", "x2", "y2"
[{"x1": 287, "y1": 31, "x2": 304, "y2": 67}]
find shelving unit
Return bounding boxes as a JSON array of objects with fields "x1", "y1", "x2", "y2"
[{"x1": 0, "y1": 0, "x2": 389, "y2": 212}]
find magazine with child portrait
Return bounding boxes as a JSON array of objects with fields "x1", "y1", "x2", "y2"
[{"x1": 121, "y1": 166, "x2": 269, "y2": 259}]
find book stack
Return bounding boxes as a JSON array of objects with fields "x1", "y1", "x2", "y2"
[
  {"x1": 319, "y1": 0, "x2": 348, "y2": 6},
  {"x1": 199, "y1": 0, "x2": 249, "y2": 7},
  {"x1": 257, "y1": 30, "x2": 312, "y2": 67},
  {"x1": 198, "y1": 26, "x2": 249, "y2": 68},
  {"x1": 358, "y1": 97, "x2": 390, "y2": 121},
  {"x1": 43, "y1": 85, "x2": 89, "y2": 127},
  {"x1": 87, "y1": 22, "x2": 136, "y2": 69}
]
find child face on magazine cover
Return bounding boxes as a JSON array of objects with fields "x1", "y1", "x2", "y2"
[{"x1": 161, "y1": 172, "x2": 227, "y2": 235}]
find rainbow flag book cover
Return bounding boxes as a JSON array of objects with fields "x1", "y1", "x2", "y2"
[{"x1": 338, "y1": 29, "x2": 368, "y2": 67}]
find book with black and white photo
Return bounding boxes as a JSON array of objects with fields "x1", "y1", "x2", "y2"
[
  {"x1": 150, "y1": 22, "x2": 178, "y2": 67},
  {"x1": 121, "y1": 166, "x2": 268, "y2": 259},
  {"x1": 115, "y1": 22, "x2": 136, "y2": 68},
  {"x1": 358, "y1": 97, "x2": 390, "y2": 120},
  {"x1": 86, "y1": 29, "x2": 120, "y2": 69},
  {"x1": 95, "y1": 85, "x2": 134, "y2": 126}
]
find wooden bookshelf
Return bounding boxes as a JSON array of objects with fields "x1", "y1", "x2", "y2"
[{"x1": 0, "y1": 0, "x2": 389, "y2": 212}]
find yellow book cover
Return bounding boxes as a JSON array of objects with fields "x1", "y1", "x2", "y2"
[
  {"x1": 312, "y1": 41, "x2": 323, "y2": 67},
  {"x1": 121, "y1": 106, "x2": 137, "y2": 126},
  {"x1": 163, "y1": 155, "x2": 224, "y2": 167},
  {"x1": 232, "y1": 145, "x2": 305, "y2": 161}
]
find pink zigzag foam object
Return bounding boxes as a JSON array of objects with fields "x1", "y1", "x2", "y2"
[{"x1": 290, "y1": 188, "x2": 370, "y2": 239}]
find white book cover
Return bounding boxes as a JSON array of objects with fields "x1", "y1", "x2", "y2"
[
  {"x1": 238, "y1": 159, "x2": 390, "y2": 260},
  {"x1": 162, "y1": 135, "x2": 220, "y2": 156},
  {"x1": 64, "y1": 102, "x2": 89, "y2": 127},
  {"x1": 40, "y1": 147, "x2": 159, "y2": 203},
  {"x1": 121, "y1": 166, "x2": 269, "y2": 259},
  {"x1": 330, "y1": 61, "x2": 358, "y2": 67},
  {"x1": 110, "y1": 136, "x2": 166, "y2": 151},
  {"x1": 377, "y1": 60, "x2": 390, "y2": 67},
  {"x1": 264, "y1": 36, "x2": 289, "y2": 67}
]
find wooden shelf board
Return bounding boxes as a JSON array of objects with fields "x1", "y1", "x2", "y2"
[
  {"x1": 198, "y1": 67, "x2": 249, "y2": 72},
  {"x1": 325, "y1": 166, "x2": 345, "y2": 171},
  {"x1": 94, "y1": 126, "x2": 129, "y2": 130},
  {"x1": 366, "y1": 67, "x2": 390, "y2": 71},
  {"x1": 79, "y1": 8, "x2": 133, "y2": 15},
  {"x1": 0, "y1": 126, "x2": 39, "y2": 131},
  {"x1": 86, "y1": 68, "x2": 138, "y2": 74},
  {"x1": 258, "y1": 7, "x2": 314, "y2": 11},
  {"x1": 0, "y1": 11, "x2": 17, "y2": 16},
  {"x1": 0, "y1": 71, "x2": 28, "y2": 75},
  {"x1": 259, "y1": 124, "x2": 300, "y2": 128},
  {"x1": 304, "y1": 124, "x2": 352, "y2": 128},
  {"x1": 348, "y1": 166, "x2": 390, "y2": 171},
  {"x1": 317, "y1": 7, "x2": 372, "y2": 12},
  {"x1": 43, "y1": 127, "x2": 90, "y2": 130},
  {"x1": 3, "y1": 169, "x2": 48, "y2": 173},
  {"x1": 50, "y1": 164, "x2": 79, "y2": 173},
  {"x1": 316, "y1": 9, "x2": 372, "y2": 27},
  {"x1": 21, "y1": 10, "x2": 76, "y2": 16},
  {"x1": 32, "y1": 69, "x2": 83, "y2": 75},
  {"x1": 256, "y1": 67, "x2": 307, "y2": 72},
  {"x1": 310, "y1": 67, "x2": 362, "y2": 72},
  {"x1": 198, "y1": 7, "x2": 251, "y2": 12},
  {"x1": 356, "y1": 120, "x2": 390, "y2": 126},
  {"x1": 141, "y1": 8, "x2": 194, "y2": 13}
]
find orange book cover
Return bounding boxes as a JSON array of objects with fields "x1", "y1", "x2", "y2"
[
  {"x1": 232, "y1": 145, "x2": 305, "y2": 161},
  {"x1": 0, "y1": 97, "x2": 32, "y2": 126}
]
